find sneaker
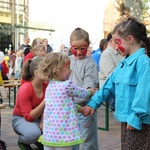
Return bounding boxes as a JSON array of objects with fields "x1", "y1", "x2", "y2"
[
  {"x1": 0, "y1": 140, "x2": 7, "y2": 150},
  {"x1": 34, "y1": 142, "x2": 43, "y2": 150},
  {"x1": 109, "y1": 107, "x2": 115, "y2": 112},
  {"x1": 18, "y1": 140, "x2": 33, "y2": 150}
]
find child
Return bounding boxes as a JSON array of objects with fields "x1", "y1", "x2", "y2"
[
  {"x1": 83, "y1": 17, "x2": 150, "y2": 150},
  {"x1": 38, "y1": 52, "x2": 96, "y2": 150},
  {"x1": 69, "y1": 28, "x2": 99, "y2": 150},
  {"x1": 14, "y1": 49, "x2": 24, "y2": 79}
]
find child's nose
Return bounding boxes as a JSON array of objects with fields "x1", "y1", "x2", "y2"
[{"x1": 77, "y1": 49, "x2": 82, "y2": 53}]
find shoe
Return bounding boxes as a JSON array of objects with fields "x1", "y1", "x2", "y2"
[
  {"x1": 0, "y1": 140, "x2": 7, "y2": 150},
  {"x1": 109, "y1": 108, "x2": 115, "y2": 112},
  {"x1": 18, "y1": 140, "x2": 33, "y2": 150},
  {"x1": 34, "y1": 142, "x2": 43, "y2": 150}
]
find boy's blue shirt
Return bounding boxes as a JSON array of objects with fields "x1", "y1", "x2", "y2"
[{"x1": 88, "y1": 48, "x2": 150, "y2": 130}]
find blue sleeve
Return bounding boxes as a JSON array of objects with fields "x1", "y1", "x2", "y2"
[
  {"x1": 87, "y1": 73, "x2": 115, "y2": 109},
  {"x1": 126, "y1": 63, "x2": 150, "y2": 130}
]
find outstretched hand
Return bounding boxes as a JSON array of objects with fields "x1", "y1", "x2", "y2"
[{"x1": 81, "y1": 106, "x2": 94, "y2": 116}]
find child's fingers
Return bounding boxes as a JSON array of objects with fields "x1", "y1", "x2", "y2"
[{"x1": 89, "y1": 109, "x2": 94, "y2": 116}]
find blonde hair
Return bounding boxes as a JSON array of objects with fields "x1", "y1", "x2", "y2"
[
  {"x1": 70, "y1": 27, "x2": 90, "y2": 44},
  {"x1": 16, "y1": 49, "x2": 24, "y2": 57},
  {"x1": 34, "y1": 45, "x2": 45, "y2": 52},
  {"x1": 38, "y1": 52, "x2": 70, "y2": 80}
]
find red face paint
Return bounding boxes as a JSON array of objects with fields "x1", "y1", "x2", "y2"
[
  {"x1": 115, "y1": 39, "x2": 125, "y2": 53},
  {"x1": 64, "y1": 61, "x2": 70, "y2": 69},
  {"x1": 71, "y1": 45, "x2": 88, "y2": 57}
]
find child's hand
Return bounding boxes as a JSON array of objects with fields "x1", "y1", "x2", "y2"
[
  {"x1": 39, "y1": 121, "x2": 43, "y2": 131},
  {"x1": 126, "y1": 124, "x2": 135, "y2": 130},
  {"x1": 82, "y1": 106, "x2": 95, "y2": 116}
]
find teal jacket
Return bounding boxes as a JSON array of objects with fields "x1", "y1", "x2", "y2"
[{"x1": 88, "y1": 48, "x2": 150, "y2": 130}]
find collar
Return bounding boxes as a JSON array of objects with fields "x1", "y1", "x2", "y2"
[{"x1": 124, "y1": 48, "x2": 145, "y2": 65}]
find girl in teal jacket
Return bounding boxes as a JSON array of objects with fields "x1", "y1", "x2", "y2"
[{"x1": 84, "y1": 17, "x2": 150, "y2": 150}]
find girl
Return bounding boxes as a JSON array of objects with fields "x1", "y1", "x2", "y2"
[
  {"x1": 14, "y1": 49, "x2": 24, "y2": 79},
  {"x1": 84, "y1": 17, "x2": 150, "y2": 150},
  {"x1": 38, "y1": 52, "x2": 96, "y2": 150},
  {"x1": 12, "y1": 56, "x2": 48, "y2": 150}
]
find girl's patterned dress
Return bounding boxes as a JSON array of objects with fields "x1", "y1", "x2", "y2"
[{"x1": 41, "y1": 80, "x2": 91, "y2": 147}]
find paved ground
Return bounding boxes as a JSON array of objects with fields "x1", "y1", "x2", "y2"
[{"x1": 0, "y1": 85, "x2": 121, "y2": 150}]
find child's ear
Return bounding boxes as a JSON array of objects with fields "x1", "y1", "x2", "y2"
[
  {"x1": 53, "y1": 68, "x2": 59, "y2": 76},
  {"x1": 127, "y1": 35, "x2": 134, "y2": 44},
  {"x1": 34, "y1": 70, "x2": 38, "y2": 75}
]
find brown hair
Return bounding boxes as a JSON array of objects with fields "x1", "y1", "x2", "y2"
[
  {"x1": 70, "y1": 27, "x2": 90, "y2": 44},
  {"x1": 31, "y1": 38, "x2": 43, "y2": 48},
  {"x1": 21, "y1": 56, "x2": 43, "y2": 81},
  {"x1": 112, "y1": 17, "x2": 150, "y2": 57},
  {"x1": 99, "y1": 39, "x2": 108, "y2": 50}
]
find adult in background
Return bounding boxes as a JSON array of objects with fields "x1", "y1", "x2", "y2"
[
  {"x1": 43, "y1": 38, "x2": 53, "y2": 54},
  {"x1": 92, "y1": 39, "x2": 108, "y2": 71},
  {"x1": 99, "y1": 32, "x2": 123, "y2": 111},
  {"x1": 12, "y1": 56, "x2": 48, "y2": 150},
  {"x1": 18, "y1": 35, "x2": 31, "y2": 51},
  {"x1": 23, "y1": 38, "x2": 43, "y2": 63}
]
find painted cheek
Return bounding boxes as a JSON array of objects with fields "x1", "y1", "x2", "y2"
[
  {"x1": 118, "y1": 45, "x2": 125, "y2": 53},
  {"x1": 72, "y1": 50, "x2": 77, "y2": 57},
  {"x1": 81, "y1": 50, "x2": 87, "y2": 57},
  {"x1": 115, "y1": 39, "x2": 125, "y2": 53}
]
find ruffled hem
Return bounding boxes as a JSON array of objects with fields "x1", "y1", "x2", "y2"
[{"x1": 38, "y1": 136, "x2": 84, "y2": 146}]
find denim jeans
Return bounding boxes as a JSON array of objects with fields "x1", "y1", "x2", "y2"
[
  {"x1": 72, "y1": 111, "x2": 99, "y2": 150},
  {"x1": 12, "y1": 115, "x2": 41, "y2": 144}
]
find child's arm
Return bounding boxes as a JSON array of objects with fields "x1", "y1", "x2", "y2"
[{"x1": 76, "y1": 104, "x2": 86, "y2": 114}]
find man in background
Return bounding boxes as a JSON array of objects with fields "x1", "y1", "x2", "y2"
[
  {"x1": 99, "y1": 32, "x2": 123, "y2": 111},
  {"x1": 18, "y1": 35, "x2": 31, "y2": 51}
]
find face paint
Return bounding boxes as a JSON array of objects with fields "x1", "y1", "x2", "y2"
[
  {"x1": 64, "y1": 61, "x2": 70, "y2": 69},
  {"x1": 71, "y1": 45, "x2": 88, "y2": 57},
  {"x1": 115, "y1": 39, "x2": 125, "y2": 53}
]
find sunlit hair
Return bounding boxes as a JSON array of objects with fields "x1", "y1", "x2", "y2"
[
  {"x1": 112, "y1": 17, "x2": 150, "y2": 57},
  {"x1": 38, "y1": 52, "x2": 70, "y2": 80},
  {"x1": 70, "y1": 27, "x2": 90, "y2": 44},
  {"x1": 16, "y1": 49, "x2": 24, "y2": 57},
  {"x1": 34, "y1": 45, "x2": 45, "y2": 52},
  {"x1": 32, "y1": 38, "x2": 43, "y2": 48},
  {"x1": 21, "y1": 56, "x2": 44, "y2": 81}
]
